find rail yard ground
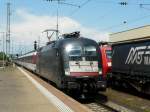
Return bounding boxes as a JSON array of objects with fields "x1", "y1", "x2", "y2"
[{"x1": 100, "y1": 88, "x2": 150, "y2": 112}]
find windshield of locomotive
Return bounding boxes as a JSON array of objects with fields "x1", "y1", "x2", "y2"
[
  {"x1": 84, "y1": 46, "x2": 97, "y2": 61},
  {"x1": 65, "y1": 44, "x2": 97, "y2": 61},
  {"x1": 66, "y1": 45, "x2": 82, "y2": 61},
  {"x1": 106, "y1": 50, "x2": 112, "y2": 59}
]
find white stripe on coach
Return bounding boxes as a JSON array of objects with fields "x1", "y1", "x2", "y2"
[{"x1": 18, "y1": 67, "x2": 74, "y2": 112}]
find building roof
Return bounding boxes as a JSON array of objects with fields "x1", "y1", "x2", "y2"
[{"x1": 109, "y1": 25, "x2": 150, "y2": 43}]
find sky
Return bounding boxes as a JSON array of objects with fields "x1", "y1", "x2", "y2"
[{"x1": 0, "y1": 0, "x2": 150, "y2": 54}]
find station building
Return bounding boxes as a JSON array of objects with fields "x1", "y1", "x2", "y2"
[{"x1": 109, "y1": 25, "x2": 150, "y2": 42}]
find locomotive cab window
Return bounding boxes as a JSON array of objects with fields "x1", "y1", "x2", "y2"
[
  {"x1": 106, "y1": 50, "x2": 112, "y2": 59},
  {"x1": 84, "y1": 46, "x2": 97, "y2": 61},
  {"x1": 65, "y1": 45, "x2": 82, "y2": 61}
]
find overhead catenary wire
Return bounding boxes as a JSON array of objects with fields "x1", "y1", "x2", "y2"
[
  {"x1": 44, "y1": 0, "x2": 82, "y2": 40},
  {"x1": 93, "y1": 1, "x2": 150, "y2": 31},
  {"x1": 69, "y1": 0, "x2": 127, "y2": 17},
  {"x1": 59, "y1": 2, "x2": 80, "y2": 8},
  {"x1": 94, "y1": 1, "x2": 148, "y2": 21},
  {"x1": 101, "y1": 13, "x2": 150, "y2": 31},
  {"x1": 44, "y1": 0, "x2": 150, "y2": 36},
  {"x1": 69, "y1": 0, "x2": 92, "y2": 16},
  {"x1": 68, "y1": 0, "x2": 150, "y2": 17}
]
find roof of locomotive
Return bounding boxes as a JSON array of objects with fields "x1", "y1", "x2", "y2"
[
  {"x1": 41, "y1": 32, "x2": 98, "y2": 49},
  {"x1": 55, "y1": 37, "x2": 98, "y2": 48}
]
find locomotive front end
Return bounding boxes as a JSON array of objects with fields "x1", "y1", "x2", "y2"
[{"x1": 62, "y1": 38, "x2": 106, "y2": 93}]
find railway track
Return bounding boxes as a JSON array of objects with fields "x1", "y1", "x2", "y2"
[
  {"x1": 85, "y1": 102, "x2": 118, "y2": 112},
  {"x1": 84, "y1": 99, "x2": 134, "y2": 112}
]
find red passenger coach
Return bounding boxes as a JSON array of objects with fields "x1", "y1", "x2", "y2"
[
  {"x1": 16, "y1": 51, "x2": 37, "y2": 72},
  {"x1": 99, "y1": 44, "x2": 112, "y2": 78},
  {"x1": 32, "y1": 52, "x2": 37, "y2": 64}
]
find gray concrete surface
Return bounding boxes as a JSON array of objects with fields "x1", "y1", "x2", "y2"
[{"x1": 0, "y1": 67, "x2": 59, "y2": 112}]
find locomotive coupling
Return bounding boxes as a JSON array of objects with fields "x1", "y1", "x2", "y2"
[{"x1": 97, "y1": 81, "x2": 107, "y2": 91}]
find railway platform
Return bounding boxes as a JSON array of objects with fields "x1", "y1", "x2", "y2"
[{"x1": 0, "y1": 66, "x2": 90, "y2": 112}]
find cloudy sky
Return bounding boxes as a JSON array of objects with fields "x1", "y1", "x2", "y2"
[{"x1": 0, "y1": 0, "x2": 150, "y2": 53}]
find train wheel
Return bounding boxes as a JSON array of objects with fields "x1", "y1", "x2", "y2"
[{"x1": 142, "y1": 83, "x2": 150, "y2": 94}]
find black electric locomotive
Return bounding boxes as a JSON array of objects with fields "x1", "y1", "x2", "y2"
[{"x1": 16, "y1": 32, "x2": 106, "y2": 95}]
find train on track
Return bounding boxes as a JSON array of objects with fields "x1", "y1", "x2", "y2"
[
  {"x1": 99, "y1": 43, "x2": 112, "y2": 78},
  {"x1": 110, "y1": 38, "x2": 150, "y2": 95},
  {"x1": 15, "y1": 32, "x2": 106, "y2": 96}
]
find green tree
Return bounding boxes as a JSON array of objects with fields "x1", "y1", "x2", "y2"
[{"x1": 0, "y1": 52, "x2": 8, "y2": 60}]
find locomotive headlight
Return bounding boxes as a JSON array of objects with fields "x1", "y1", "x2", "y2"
[
  {"x1": 99, "y1": 71, "x2": 102, "y2": 75},
  {"x1": 99, "y1": 69, "x2": 102, "y2": 75},
  {"x1": 107, "y1": 62, "x2": 112, "y2": 67},
  {"x1": 66, "y1": 44, "x2": 73, "y2": 52},
  {"x1": 65, "y1": 68, "x2": 70, "y2": 76}
]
